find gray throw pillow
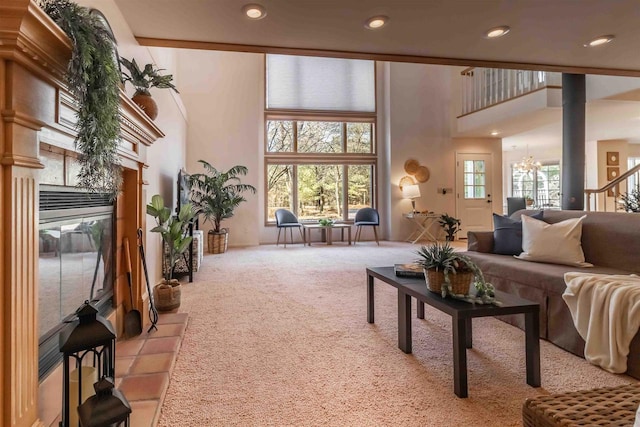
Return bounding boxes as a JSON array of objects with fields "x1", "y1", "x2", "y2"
[{"x1": 492, "y1": 211, "x2": 544, "y2": 255}]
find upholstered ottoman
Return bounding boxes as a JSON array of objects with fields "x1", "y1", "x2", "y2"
[{"x1": 522, "y1": 383, "x2": 640, "y2": 427}]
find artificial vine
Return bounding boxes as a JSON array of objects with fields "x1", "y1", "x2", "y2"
[{"x1": 40, "y1": 0, "x2": 122, "y2": 199}]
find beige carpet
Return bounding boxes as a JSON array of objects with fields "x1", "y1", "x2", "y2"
[{"x1": 158, "y1": 242, "x2": 633, "y2": 426}]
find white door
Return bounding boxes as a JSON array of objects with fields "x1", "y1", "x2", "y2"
[{"x1": 456, "y1": 153, "x2": 493, "y2": 236}]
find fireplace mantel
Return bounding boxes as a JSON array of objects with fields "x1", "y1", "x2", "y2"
[{"x1": 0, "y1": 2, "x2": 165, "y2": 426}]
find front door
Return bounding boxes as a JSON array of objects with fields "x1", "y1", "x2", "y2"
[{"x1": 456, "y1": 153, "x2": 493, "y2": 236}]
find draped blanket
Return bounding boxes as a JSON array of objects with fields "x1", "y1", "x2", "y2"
[{"x1": 563, "y1": 272, "x2": 640, "y2": 374}]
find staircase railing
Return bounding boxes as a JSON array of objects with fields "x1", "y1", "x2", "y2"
[
  {"x1": 460, "y1": 68, "x2": 562, "y2": 115},
  {"x1": 585, "y1": 163, "x2": 640, "y2": 211}
]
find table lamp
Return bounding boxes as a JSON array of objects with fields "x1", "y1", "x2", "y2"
[{"x1": 402, "y1": 184, "x2": 421, "y2": 213}]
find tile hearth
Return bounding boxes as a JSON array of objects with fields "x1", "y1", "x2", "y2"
[{"x1": 114, "y1": 312, "x2": 188, "y2": 427}]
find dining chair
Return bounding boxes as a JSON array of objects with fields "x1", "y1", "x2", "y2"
[
  {"x1": 354, "y1": 207, "x2": 379, "y2": 245},
  {"x1": 506, "y1": 197, "x2": 527, "y2": 216},
  {"x1": 274, "y1": 209, "x2": 305, "y2": 247}
]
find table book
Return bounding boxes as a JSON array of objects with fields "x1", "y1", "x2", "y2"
[{"x1": 394, "y1": 263, "x2": 425, "y2": 278}]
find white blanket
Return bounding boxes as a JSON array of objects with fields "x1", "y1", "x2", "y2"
[{"x1": 563, "y1": 272, "x2": 640, "y2": 374}]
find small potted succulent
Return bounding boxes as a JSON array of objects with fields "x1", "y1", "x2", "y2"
[
  {"x1": 120, "y1": 57, "x2": 179, "y2": 120},
  {"x1": 415, "y1": 242, "x2": 497, "y2": 305},
  {"x1": 318, "y1": 218, "x2": 335, "y2": 227}
]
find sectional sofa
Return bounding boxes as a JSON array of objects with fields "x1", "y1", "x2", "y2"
[{"x1": 464, "y1": 209, "x2": 640, "y2": 379}]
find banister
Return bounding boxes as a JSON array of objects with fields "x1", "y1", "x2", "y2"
[{"x1": 584, "y1": 163, "x2": 640, "y2": 211}]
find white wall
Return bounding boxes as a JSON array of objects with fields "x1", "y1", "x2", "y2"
[
  {"x1": 177, "y1": 50, "x2": 262, "y2": 247},
  {"x1": 387, "y1": 63, "x2": 470, "y2": 241}
]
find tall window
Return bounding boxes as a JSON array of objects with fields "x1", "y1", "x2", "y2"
[
  {"x1": 512, "y1": 162, "x2": 560, "y2": 208},
  {"x1": 265, "y1": 55, "x2": 376, "y2": 222},
  {"x1": 629, "y1": 157, "x2": 640, "y2": 190}
]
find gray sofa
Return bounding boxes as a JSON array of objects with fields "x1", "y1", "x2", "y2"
[{"x1": 464, "y1": 209, "x2": 640, "y2": 379}]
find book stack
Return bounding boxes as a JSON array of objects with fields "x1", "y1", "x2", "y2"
[{"x1": 394, "y1": 263, "x2": 425, "y2": 278}]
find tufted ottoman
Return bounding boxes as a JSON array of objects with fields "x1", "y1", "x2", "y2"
[{"x1": 522, "y1": 383, "x2": 640, "y2": 427}]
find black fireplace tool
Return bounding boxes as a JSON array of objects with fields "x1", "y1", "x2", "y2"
[
  {"x1": 123, "y1": 238, "x2": 142, "y2": 337},
  {"x1": 137, "y1": 228, "x2": 158, "y2": 332}
]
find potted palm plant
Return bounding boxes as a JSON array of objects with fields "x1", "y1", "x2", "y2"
[
  {"x1": 187, "y1": 160, "x2": 256, "y2": 254},
  {"x1": 146, "y1": 195, "x2": 195, "y2": 311},
  {"x1": 120, "y1": 57, "x2": 179, "y2": 120}
]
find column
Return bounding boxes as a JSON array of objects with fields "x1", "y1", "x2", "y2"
[{"x1": 561, "y1": 73, "x2": 586, "y2": 210}]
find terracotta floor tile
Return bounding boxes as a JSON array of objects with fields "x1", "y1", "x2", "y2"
[
  {"x1": 148, "y1": 322, "x2": 186, "y2": 338},
  {"x1": 116, "y1": 339, "x2": 144, "y2": 357},
  {"x1": 119, "y1": 373, "x2": 168, "y2": 401},
  {"x1": 129, "y1": 400, "x2": 159, "y2": 427},
  {"x1": 139, "y1": 337, "x2": 180, "y2": 355},
  {"x1": 129, "y1": 353, "x2": 174, "y2": 375},
  {"x1": 156, "y1": 312, "x2": 188, "y2": 325},
  {"x1": 115, "y1": 356, "x2": 136, "y2": 378}
]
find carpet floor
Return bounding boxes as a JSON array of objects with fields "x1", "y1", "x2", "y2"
[{"x1": 158, "y1": 242, "x2": 633, "y2": 426}]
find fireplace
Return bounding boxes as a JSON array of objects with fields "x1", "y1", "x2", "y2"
[{"x1": 38, "y1": 186, "x2": 115, "y2": 378}]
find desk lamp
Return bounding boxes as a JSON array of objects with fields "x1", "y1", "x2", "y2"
[{"x1": 402, "y1": 184, "x2": 421, "y2": 213}]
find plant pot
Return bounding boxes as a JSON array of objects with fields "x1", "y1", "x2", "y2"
[
  {"x1": 424, "y1": 268, "x2": 474, "y2": 295},
  {"x1": 207, "y1": 229, "x2": 228, "y2": 254},
  {"x1": 132, "y1": 93, "x2": 158, "y2": 120},
  {"x1": 153, "y1": 279, "x2": 181, "y2": 312}
]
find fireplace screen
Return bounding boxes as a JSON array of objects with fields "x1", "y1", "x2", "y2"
[{"x1": 38, "y1": 187, "x2": 114, "y2": 377}]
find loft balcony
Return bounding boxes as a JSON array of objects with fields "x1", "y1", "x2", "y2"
[{"x1": 456, "y1": 68, "x2": 563, "y2": 136}]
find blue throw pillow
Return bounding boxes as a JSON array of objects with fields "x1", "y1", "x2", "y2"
[{"x1": 492, "y1": 211, "x2": 543, "y2": 255}]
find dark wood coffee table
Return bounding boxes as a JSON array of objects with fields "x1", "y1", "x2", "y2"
[{"x1": 366, "y1": 266, "x2": 541, "y2": 398}]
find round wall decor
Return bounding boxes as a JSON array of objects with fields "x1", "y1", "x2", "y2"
[
  {"x1": 415, "y1": 166, "x2": 430, "y2": 183},
  {"x1": 404, "y1": 159, "x2": 419, "y2": 175}
]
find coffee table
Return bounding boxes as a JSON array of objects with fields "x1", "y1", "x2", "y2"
[
  {"x1": 366, "y1": 266, "x2": 540, "y2": 398},
  {"x1": 303, "y1": 223, "x2": 351, "y2": 245}
]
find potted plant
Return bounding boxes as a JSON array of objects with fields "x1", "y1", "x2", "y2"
[
  {"x1": 187, "y1": 160, "x2": 256, "y2": 254},
  {"x1": 438, "y1": 213, "x2": 461, "y2": 241},
  {"x1": 120, "y1": 57, "x2": 179, "y2": 120},
  {"x1": 40, "y1": 0, "x2": 122, "y2": 199},
  {"x1": 525, "y1": 195, "x2": 535, "y2": 206},
  {"x1": 146, "y1": 194, "x2": 195, "y2": 311},
  {"x1": 416, "y1": 242, "x2": 496, "y2": 302}
]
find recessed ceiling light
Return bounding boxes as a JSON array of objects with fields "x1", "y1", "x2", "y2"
[
  {"x1": 585, "y1": 35, "x2": 614, "y2": 47},
  {"x1": 484, "y1": 26, "x2": 510, "y2": 39},
  {"x1": 365, "y1": 16, "x2": 389, "y2": 30},
  {"x1": 491, "y1": 131, "x2": 500, "y2": 136},
  {"x1": 242, "y1": 4, "x2": 267, "y2": 20}
]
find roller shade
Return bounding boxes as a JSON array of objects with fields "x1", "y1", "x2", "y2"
[{"x1": 266, "y1": 54, "x2": 375, "y2": 112}]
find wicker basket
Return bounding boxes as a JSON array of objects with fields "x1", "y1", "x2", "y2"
[
  {"x1": 207, "y1": 230, "x2": 228, "y2": 254},
  {"x1": 154, "y1": 280, "x2": 181, "y2": 312},
  {"x1": 425, "y1": 268, "x2": 474, "y2": 295}
]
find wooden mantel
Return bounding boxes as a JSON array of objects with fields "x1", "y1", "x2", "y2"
[{"x1": 0, "y1": 2, "x2": 165, "y2": 426}]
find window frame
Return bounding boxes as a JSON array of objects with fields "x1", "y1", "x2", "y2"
[
  {"x1": 264, "y1": 113, "x2": 378, "y2": 225},
  {"x1": 511, "y1": 161, "x2": 561, "y2": 209}
]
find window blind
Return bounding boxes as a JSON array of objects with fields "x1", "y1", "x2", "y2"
[{"x1": 266, "y1": 54, "x2": 375, "y2": 112}]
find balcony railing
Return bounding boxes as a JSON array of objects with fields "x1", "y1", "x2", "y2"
[{"x1": 460, "y1": 68, "x2": 562, "y2": 115}]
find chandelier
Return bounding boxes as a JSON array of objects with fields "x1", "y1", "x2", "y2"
[{"x1": 515, "y1": 155, "x2": 542, "y2": 173}]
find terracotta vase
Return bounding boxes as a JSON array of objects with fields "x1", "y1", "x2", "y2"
[{"x1": 132, "y1": 92, "x2": 158, "y2": 120}]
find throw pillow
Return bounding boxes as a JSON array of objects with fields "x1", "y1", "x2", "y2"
[
  {"x1": 492, "y1": 211, "x2": 543, "y2": 255},
  {"x1": 515, "y1": 215, "x2": 593, "y2": 267}
]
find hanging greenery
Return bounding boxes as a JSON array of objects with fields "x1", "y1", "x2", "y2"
[{"x1": 40, "y1": 0, "x2": 122, "y2": 198}]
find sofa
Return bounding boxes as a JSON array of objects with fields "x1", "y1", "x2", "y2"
[{"x1": 464, "y1": 209, "x2": 640, "y2": 379}]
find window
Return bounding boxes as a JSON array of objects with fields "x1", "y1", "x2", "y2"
[
  {"x1": 265, "y1": 55, "x2": 377, "y2": 223},
  {"x1": 629, "y1": 157, "x2": 640, "y2": 190},
  {"x1": 512, "y1": 162, "x2": 560, "y2": 208},
  {"x1": 463, "y1": 160, "x2": 486, "y2": 199},
  {"x1": 266, "y1": 119, "x2": 376, "y2": 221}
]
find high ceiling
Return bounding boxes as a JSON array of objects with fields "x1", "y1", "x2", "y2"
[{"x1": 115, "y1": 0, "x2": 640, "y2": 76}]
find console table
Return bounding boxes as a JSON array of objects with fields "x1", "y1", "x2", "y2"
[
  {"x1": 366, "y1": 266, "x2": 541, "y2": 398},
  {"x1": 403, "y1": 212, "x2": 440, "y2": 243}
]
